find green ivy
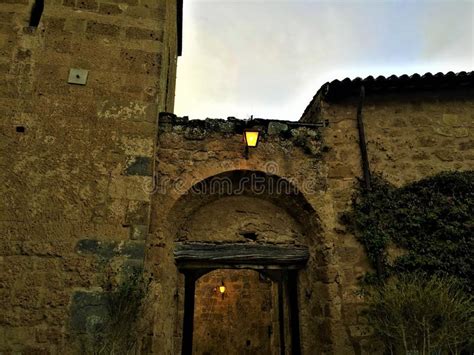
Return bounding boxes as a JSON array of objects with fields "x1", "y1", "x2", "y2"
[{"x1": 350, "y1": 171, "x2": 474, "y2": 291}]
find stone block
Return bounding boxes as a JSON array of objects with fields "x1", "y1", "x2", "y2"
[
  {"x1": 184, "y1": 126, "x2": 207, "y2": 140},
  {"x1": 315, "y1": 266, "x2": 340, "y2": 283},
  {"x1": 327, "y1": 164, "x2": 355, "y2": 179},
  {"x1": 0, "y1": 12, "x2": 15, "y2": 23},
  {"x1": 348, "y1": 325, "x2": 374, "y2": 338},
  {"x1": 44, "y1": 17, "x2": 66, "y2": 32},
  {"x1": 77, "y1": 0, "x2": 98, "y2": 11},
  {"x1": 125, "y1": 200, "x2": 150, "y2": 225},
  {"x1": 125, "y1": 27, "x2": 163, "y2": 42},
  {"x1": 86, "y1": 21, "x2": 120, "y2": 37},
  {"x1": 110, "y1": 0, "x2": 138, "y2": 5},
  {"x1": 123, "y1": 258, "x2": 144, "y2": 274},
  {"x1": 119, "y1": 48, "x2": 161, "y2": 75},
  {"x1": 191, "y1": 151, "x2": 208, "y2": 161},
  {"x1": 98, "y1": 3, "x2": 122, "y2": 15},
  {"x1": 76, "y1": 239, "x2": 145, "y2": 260},
  {"x1": 412, "y1": 151, "x2": 429, "y2": 160},
  {"x1": 129, "y1": 224, "x2": 148, "y2": 240},
  {"x1": 70, "y1": 291, "x2": 108, "y2": 334},
  {"x1": 459, "y1": 139, "x2": 474, "y2": 150},
  {"x1": 417, "y1": 136, "x2": 438, "y2": 147},
  {"x1": 124, "y1": 156, "x2": 153, "y2": 176},
  {"x1": 76, "y1": 239, "x2": 116, "y2": 259},
  {"x1": 35, "y1": 326, "x2": 63, "y2": 345},
  {"x1": 335, "y1": 246, "x2": 363, "y2": 263},
  {"x1": 0, "y1": 62, "x2": 9, "y2": 73},
  {"x1": 267, "y1": 122, "x2": 288, "y2": 135},
  {"x1": 217, "y1": 120, "x2": 236, "y2": 133},
  {"x1": 0, "y1": 0, "x2": 28, "y2": 3},
  {"x1": 64, "y1": 18, "x2": 86, "y2": 33},
  {"x1": 434, "y1": 150, "x2": 455, "y2": 162},
  {"x1": 98, "y1": 100, "x2": 156, "y2": 123},
  {"x1": 63, "y1": 0, "x2": 76, "y2": 7},
  {"x1": 108, "y1": 175, "x2": 151, "y2": 201},
  {"x1": 5, "y1": 326, "x2": 33, "y2": 346},
  {"x1": 123, "y1": 6, "x2": 155, "y2": 18},
  {"x1": 121, "y1": 240, "x2": 145, "y2": 259}
]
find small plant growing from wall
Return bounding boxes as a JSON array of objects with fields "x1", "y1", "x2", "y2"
[
  {"x1": 84, "y1": 269, "x2": 150, "y2": 354},
  {"x1": 289, "y1": 127, "x2": 322, "y2": 156},
  {"x1": 362, "y1": 273, "x2": 473, "y2": 355}
]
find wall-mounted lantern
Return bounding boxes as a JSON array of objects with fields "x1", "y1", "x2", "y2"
[
  {"x1": 243, "y1": 128, "x2": 260, "y2": 159},
  {"x1": 244, "y1": 129, "x2": 260, "y2": 147},
  {"x1": 215, "y1": 281, "x2": 226, "y2": 299}
]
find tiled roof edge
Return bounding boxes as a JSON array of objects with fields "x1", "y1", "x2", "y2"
[{"x1": 300, "y1": 71, "x2": 474, "y2": 120}]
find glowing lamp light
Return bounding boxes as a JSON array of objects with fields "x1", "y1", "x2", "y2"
[
  {"x1": 216, "y1": 281, "x2": 226, "y2": 299},
  {"x1": 243, "y1": 128, "x2": 261, "y2": 159},
  {"x1": 244, "y1": 129, "x2": 260, "y2": 148}
]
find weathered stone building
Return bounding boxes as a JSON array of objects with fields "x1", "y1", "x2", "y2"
[
  {"x1": 1, "y1": 0, "x2": 181, "y2": 352},
  {"x1": 0, "y1": 0, "x2": 473, "y2": 353}
]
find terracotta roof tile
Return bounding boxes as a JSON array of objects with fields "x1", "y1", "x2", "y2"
[{"x1": 301, "y1": 71, "x2": 474, "y2": 119}]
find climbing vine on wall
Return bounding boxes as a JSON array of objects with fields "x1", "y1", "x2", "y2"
[{"x1": 348, "y1": 170, "x2": 474, "y2": 291}]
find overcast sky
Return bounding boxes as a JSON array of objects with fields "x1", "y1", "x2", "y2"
[{"x1": 174, "y1": 0, "x2": 473, "y2": 121}]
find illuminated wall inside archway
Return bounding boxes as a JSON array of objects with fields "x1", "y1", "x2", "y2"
[{"x1": 193, "y1": 269, "x2": 278, "y2": 355}]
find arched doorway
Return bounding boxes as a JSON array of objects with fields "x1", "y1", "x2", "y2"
[{"x1": 149, "y1": 170, "x2": 325, "y2": 354}]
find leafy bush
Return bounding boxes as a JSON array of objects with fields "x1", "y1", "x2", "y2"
[{"x1": 363, "y1": 274, "x2": 473, "y2": 354}]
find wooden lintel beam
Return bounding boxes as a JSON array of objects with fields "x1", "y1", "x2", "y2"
[{"x1": 174, "y1": 243, "x2": 309, "y2": 268}]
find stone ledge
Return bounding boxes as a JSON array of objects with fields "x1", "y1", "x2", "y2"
[{"x1": 158, "y1": 112, "x2": 327, "y2": 136}]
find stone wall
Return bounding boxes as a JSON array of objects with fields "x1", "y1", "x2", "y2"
[
  {"x1": 0, "y1": 0, "x2": 178, "y2": 352},
  {"x1": 301, "y1": 87, "x2": 474, "y2": 354},
  {"x1": 148, "y1": 91, "x2": 473, "y2": 354},
  {"x1": 311, "y1": 89, "x2": 474, "y2": 185},
  {"x1": 193, "y1": 269, "x2": 277, "y2": 355},
  {"x1": 179, "y1": 195, "x2": 304, "y2": 244}
]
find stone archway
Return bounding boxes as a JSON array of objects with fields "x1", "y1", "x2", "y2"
[{"x1": 147, "y1": 170, "x2": 331, "y2": 354}]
